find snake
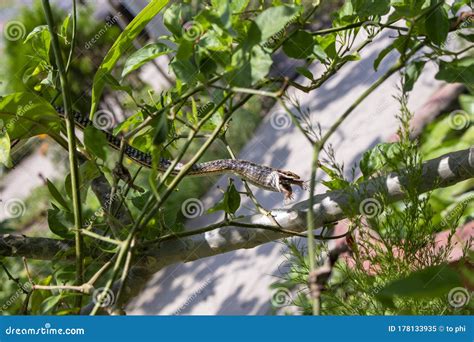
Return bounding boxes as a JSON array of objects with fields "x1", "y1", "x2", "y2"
[{"x1": 53, "y1": 107, "x2": 305, "y2": 199}]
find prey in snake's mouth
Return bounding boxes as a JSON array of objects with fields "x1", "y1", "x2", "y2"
[{"x1": 269, "y1": 169, "x2": 306, "y2": 200}]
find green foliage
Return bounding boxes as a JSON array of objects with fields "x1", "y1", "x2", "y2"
[
  {"x1": 1, "y1": 0, "x2": 473, "y2": 315},
  {"x1": 1, "y1": 2, "x2": 122, "y2": 113},
  {"x1": 121, "y1": 43, "x2": 172, "y2": 78},
  {"x1": 273, "y1": 84, "x2": 473, "y2": 315},
  {"x1": 90, "y1": 0, "x2": 169, "y2": 118},
  {"x1": 0, "y1": 92, "x2": 60, "y2": 140},
  {"x1": 436, "y1": 57, "x2": 474, "y2": 84}
]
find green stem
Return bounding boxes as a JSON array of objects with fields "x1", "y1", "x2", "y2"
[{"x1": 42, "y1": 0, "x2": 84, "y2": 309}]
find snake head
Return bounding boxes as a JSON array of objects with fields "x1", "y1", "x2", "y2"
[{"x1": 274, "y1": 169, "x2": 306, "y2": 200}]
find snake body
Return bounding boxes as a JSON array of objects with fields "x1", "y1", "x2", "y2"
[{"x1": 56, "y1": 107, "x2": 304, "y2": 198}]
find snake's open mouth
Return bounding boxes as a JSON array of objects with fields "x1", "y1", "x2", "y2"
[{"x1": 276, "y1": 170, "x2": 306, "y2": 200}]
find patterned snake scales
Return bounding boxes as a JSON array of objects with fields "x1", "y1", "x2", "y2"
[{"x1": 56, "y1": 108, "x2": 305, "y2": 199}]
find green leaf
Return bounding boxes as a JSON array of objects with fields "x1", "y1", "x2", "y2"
[
  {"x1": 61, "y1": 14, "x2": 71, "y2": 41},
  {"x1": 254, "y1": 5, "x2": 300, "y2": 43},
  {"x1": 113, "y1": 111, "x2": 144, "y2": 136},
  {"x1": 391, "y1": 0, "x2": 429, "y2": 19},
  {"x1": 373, "y1": 44, "x2": 395, "y2": 71},
  {"x1": 163, "y1": 3, "x2": 193, "y2": 37},
  {"x1": 314, "y1": 34, "x2": 336, "y2": 60},
  {"x1": 360, "y1": 142, "x2": 402, "y2": 177},
  {"x1": 283, "y1": 30, "x2": 314, "y2": 59},
  {"x1": 30, "y1": 275, "x2": 52, "y2": 312},
  {"x1": 65, "y1": 161, "x2": 100, "y2": 201},
  {"x1": 83, "y1": 126, "x2": 108, "y2": 161},
  {"x1": 230, "y1": 0, "x2": 250, "y2": 13},
  {"x1": 47, "y1": 179, "x2": 70, "y2": 212},
  {"x1": 211, "y1": 0, "x2": 231, "y2": 29},
  {"x1": 122, "y1": 43, "x2": 171, "y2": 78},
  {"x1": 131, "y1": 191, "x2": 151, "y2": 210},
  {"x1": 435, "y1": 57, "x2": 474, "y2": 84},
  {"x1": 295, "y1": 67, "x2": 314, "y2": 80},
  {"x1": 459, "y1": 94, "x2": 474, "y2": 115},
  {"x1": 152, "y1": 113, "x2": 168, "y2": 146},
  {"x1": 47, "y1": 208, "x2": 73, "y2": 238},
  {"x1": 208, "y1": 182, "x2": 241, "y2": 215},
  {"x1": 90, "y1": 0, "x2": 170, "y2": 118},
  {"x1": 171, "y1": 59, "x2": 199, "y2": 84},
  {"x1": 339, "y1": 52, "x2": 361, "y2": 63},
  {"x1": 226, "y1": 183, "x2": 241, "y2": 214},
  {"x1": 373, "y1": 35, "x2": 409, "y2": 71},
  {"x1": 0, "y1": 92, "x2": 61, "y2": 140},
  {"x1": 40, "y1": 294, "x2": 63, "y2": 314},
  {"x1": 24, "y1": 25, "x2": 51, "y2": 61},
  {"x1": 227, "y1": 45, "x2": 273, "y2": 87},
  {"x1": 352, "y1": 0, "x2": 391, "y2": 17},
  {"x1": 376, "y1": 265, "x2": 463, "y2": 303},
  {"x1": 425, "y1": 1, "x2": 449, "y2": 45},
  {"x1": 0, "y1": 129, "x2": 12, "y2": 168},
  {"x1": 197, "y1": 102, "x2": 215, "y2": 118},
  {"x1": 175, "y1": 38, "x2": 194, "y2": 60},
  {"x1": 403, "y1": 60, "x2": 426, "y2": 92}
]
